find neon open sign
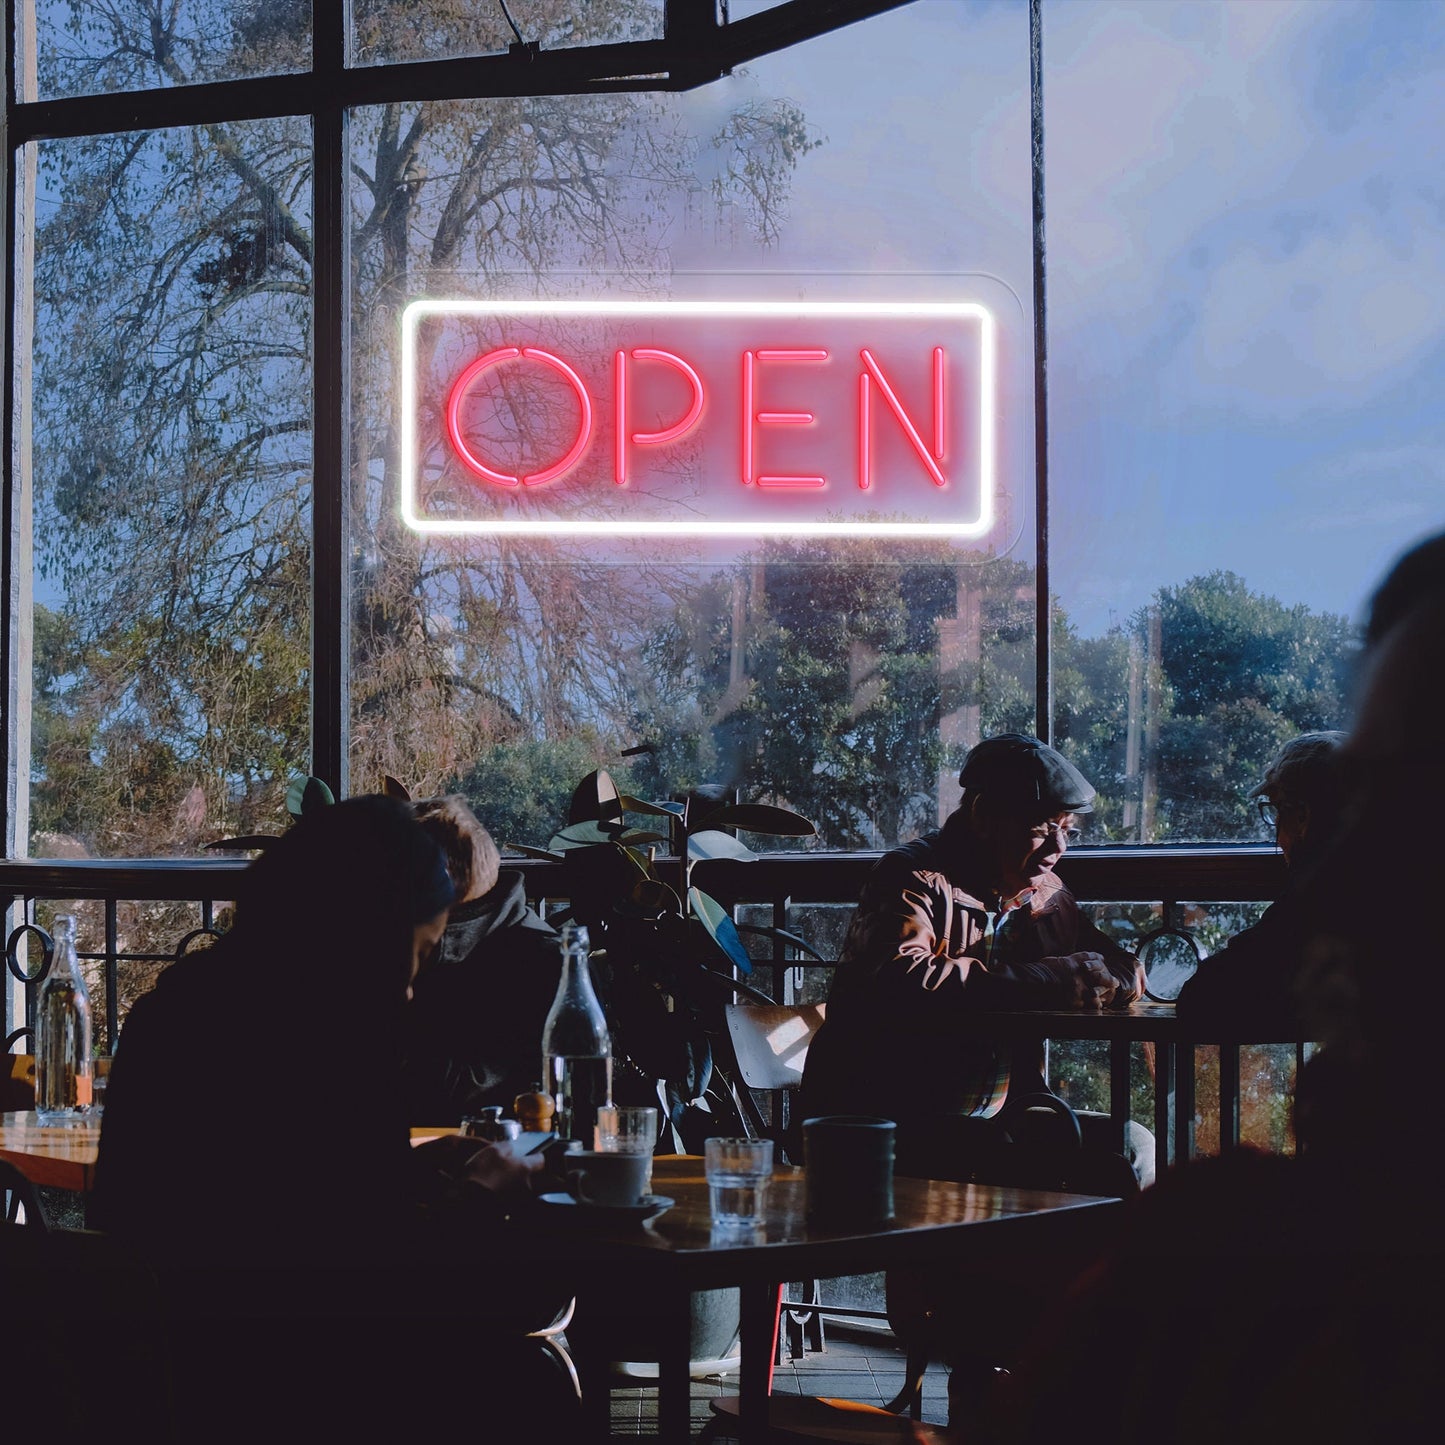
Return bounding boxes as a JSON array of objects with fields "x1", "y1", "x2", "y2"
[{"x1": 401, "y1": 300, "x2": 998, "y2": 538}]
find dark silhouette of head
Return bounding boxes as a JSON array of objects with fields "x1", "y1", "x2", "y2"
[
  {"x1": 1362, "y1": 529, "x2": 1445, "y2": 650},
  {"x1": 236, "y1": 793, "x2": 454, "y2": 1011},
  {"x1": 1249, "y1": 731, "x2": 1347, "y2": 867}
]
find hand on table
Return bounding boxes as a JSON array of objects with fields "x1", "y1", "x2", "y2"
[
  {"x1": 415, "y1": 1133, "x2": 544, "y2": 1201},
  {"x1": 1050, "y1": 951, "x2": 1120, "y2": 1008}
]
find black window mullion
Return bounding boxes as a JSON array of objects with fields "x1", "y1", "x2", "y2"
[
  {"x1": 1031, "y1": 0, "x2": 1051, "y2": 744},
  {"x1": 312, "y1": 2, "x2": 347, "y2": 798}
]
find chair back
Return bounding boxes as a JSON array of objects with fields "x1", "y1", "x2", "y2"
[
  {"x1": 724, "y1": 1003, "x2": 826, "y2": 1164},
  {"x1": 724, "y1": 1003, "x2": 826, "y2": 1091},
  {"x1": 2, "y1": 1051, "x2": 36, "y2": 1112}
]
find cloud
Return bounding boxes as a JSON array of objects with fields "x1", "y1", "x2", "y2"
[
  {"x1": 999, "y1": 0, "x2": 1445, "y2": 422},
  {"x1": 1182, "y1": 220, "x2": 1445, "y2": 412},
  {"x1": 1289, "y1": 442, "x2": 1445, "y2": 533}
]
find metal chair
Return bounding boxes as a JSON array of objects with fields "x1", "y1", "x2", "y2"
[
  {"x1": 1, "y1": 1158, "x2": 49, "y2": 1229},
  {"x1": 725, "y1": 1002, "x2": 904, "y2": 1367}
]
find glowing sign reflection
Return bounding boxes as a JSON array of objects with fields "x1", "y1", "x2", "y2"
[{"x1": 401, "y1": 300, "x2": 997, "y2": 538}]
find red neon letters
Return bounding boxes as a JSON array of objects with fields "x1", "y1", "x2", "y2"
[
  {"x1": 445, "y1": 344, "x2": 951, "y2": 493},
  {"x1": 445, "y1": 347, "x2": 593, "y2": 487}
]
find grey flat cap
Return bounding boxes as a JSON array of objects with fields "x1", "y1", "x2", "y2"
[{"x1": 959, "y1": 733, "x2": 1095, "y2": 814}]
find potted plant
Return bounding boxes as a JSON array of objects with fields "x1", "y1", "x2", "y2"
[
  {"x1": 511, "y1": 760, "x2": 822, "y2": 1375},
  {"x1": 511, "y1": 763, "x2": 823, "y2": 1151}
]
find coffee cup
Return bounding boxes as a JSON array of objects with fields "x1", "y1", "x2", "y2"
[
  {"x1": 566, "y1": 1149, "x2": 652, "y2": 1207},
  {"x1": 803, "y1": 1115, "x2": 896, "y2": 1228}
]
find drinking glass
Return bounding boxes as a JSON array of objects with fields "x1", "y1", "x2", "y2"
[
  {"x1": 595, "y1": 1104, "x2": 658, "y2": 1192},
  {"x1": 704, "y1": 1137, "x2": 773, "y2": 1227}
]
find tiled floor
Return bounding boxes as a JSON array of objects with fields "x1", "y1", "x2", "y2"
[{"x1": 603, "y1": 1319, "x2": 951, "y2": 1440}]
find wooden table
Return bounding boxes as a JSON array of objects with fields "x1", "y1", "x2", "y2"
[
  {"x1": 546, "y1": 1155, "x2": 1122, "y2": 1442},
  {"x1": 1, "y1": 1120, "x2": 1119, "y2": 1440},
  {"x1": 0, "y1": 1117, "x2": 455, "y2": 1195},
  {"x1": 1, "y1": 1111, "x2": 101, "y2": 1192},
  {"x1": 961, "y1": 1001, "x2": 1314, "y2": 1164}
]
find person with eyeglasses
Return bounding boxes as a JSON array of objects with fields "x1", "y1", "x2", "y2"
[
  {"x1": 801, "y1": 733, "x2": 1150, "y2": 1433},
  {"x1": 1176, "y1": 730, "x2": 1347, "y2": 1035},
  {"x1": 803, "y1": 732, "x2": 1149, "y2": 1180}
]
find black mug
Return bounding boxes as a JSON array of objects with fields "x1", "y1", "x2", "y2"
[{"x1": 803, "y1": 1114, "x2": 897, "y2": 1228}]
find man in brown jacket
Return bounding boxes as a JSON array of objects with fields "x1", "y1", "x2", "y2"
[{"x1": 803, "y1": 733, "x2": 1150, "y2": 1184}]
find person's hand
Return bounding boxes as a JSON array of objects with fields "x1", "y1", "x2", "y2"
[
  {"x1": 458, "y1": 1138, "x2": 545, "y2": 1200},
  {"x1": 415, "y1": 1133, "x2": 543, "y2": 1201},
  {"x1": 1051, "y1": 951, "x2": 1119, "y2": 1008},
  {"x1": 1110, "y1": 958, "x2": 1148, "y2": 1007}
]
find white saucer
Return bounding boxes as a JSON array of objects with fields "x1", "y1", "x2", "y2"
[{"x1": 538, "y1": 1192, "x2": 674, "y2": 1223}]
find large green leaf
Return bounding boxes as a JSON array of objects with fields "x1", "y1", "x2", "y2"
[
  {"x1": 687, "y1": 829, "x2": 758, "y2": 863},
  {"x1": 204, "y1": 834, "x2": 280, "y2": 851},
  {"x1": 550, "y1": 820, "x2": 668, "y2": 851},
  {"x1": 285, "y1": 775, "x2": 335, "y2": 818},
  {"x1": 615, "y1": 876, "x2": 684, "y2": 919},
  {"x1": 698, "y1": 802, "x2": 816, "y2": 837},
  {"x1": 689, "y1": 887, "x2": 753, "y2": 974},
  {"x1": 620, "y1": 795, "x2": 686, "y2": 818}
]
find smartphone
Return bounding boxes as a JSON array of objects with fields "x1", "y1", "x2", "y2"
[{"x1": 522, "y1": 1132, "x2": 570, "y2": 1159}]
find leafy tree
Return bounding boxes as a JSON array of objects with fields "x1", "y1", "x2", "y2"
[
  {"x1": 26, "y1": 0, "x2": 817, "y2": 857},
  {"x1": 1056, "y1": 571, "x2": 1357, "y2": 843},
  {"x1": 637, "y1": 541, "x2": 1040, "y2": 850}
]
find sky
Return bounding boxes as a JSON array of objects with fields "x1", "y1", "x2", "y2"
[
  {"x1": 23, "y1": 0, "x2": 1444, "y2": 639},
  {"x1": 730, "y1": 0, "x2": 1445, "y2": 635}
]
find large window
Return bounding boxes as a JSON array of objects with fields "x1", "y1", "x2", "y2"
[
  {"x1": 1046, "y1": 0, "x2": 1445, "y2": 841},
  {"x1": 6, "y1": 0, "x2": 1442, "y2": 870}
]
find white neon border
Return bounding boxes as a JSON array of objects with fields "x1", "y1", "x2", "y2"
[{"x1": 400, "y1": 299, "x2": 997, "y2": 539}]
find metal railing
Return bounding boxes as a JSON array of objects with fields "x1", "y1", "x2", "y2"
[{"x1": 3, "y1": 846, "x2": 1297, "y2": 1158}]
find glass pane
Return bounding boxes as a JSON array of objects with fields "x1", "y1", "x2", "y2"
[
  {"x1": 22, "y1": 119, "x2": 313, "y2": 857},
  {"x1": 19, "y1": 0, "x2": 312, "y2": 103},
  {"x1": 352, "y1": 0, "x2": 664, "y2": 68},
  {"x1": 1047, "y1": 0, "x2": 1445, "y2": 840},
  {"x1": 348, "y1": 3, "x2": 1034, "y2": 853}
]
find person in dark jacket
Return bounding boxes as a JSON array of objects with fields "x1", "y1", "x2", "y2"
[
  {"x1": 803, "y1": 733, "x2": 1150, "y2": 1183},
  {"x1": 995, "y1": 535, "x2": 1445, "y2": 1445},
  {"x1": 1175, "y1": 730, "x2": 1347, "y2": 1036},
  {"x1": 93, "y1": 796, "x2": 572, "y2": 1444},
  {"x1": 404, "y1": 795, "x2": 562, "y2": 1125}
]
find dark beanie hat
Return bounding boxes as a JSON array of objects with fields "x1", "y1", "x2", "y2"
[
  {"x1": 958, "y1": 733, "x2": 1095, "y2": 814},
  {"x1": 245, "y1": 793, "x2": 456, "y2": 928}
]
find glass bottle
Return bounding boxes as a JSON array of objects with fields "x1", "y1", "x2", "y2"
[
  {"x1": 541, "y1": 924, "x2": 612, "y2": 1147},
  {"x1": 34, "y1": 914, "x2": 94, "y2": 1124}
]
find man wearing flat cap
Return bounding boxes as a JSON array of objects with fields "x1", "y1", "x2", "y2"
[
  {"x1": 803, "y1": 732, "x2": 1149, "y2": 1183},
  {"x1": 1176, "y1": 730, "x2": 1346, "y2": 1035}
]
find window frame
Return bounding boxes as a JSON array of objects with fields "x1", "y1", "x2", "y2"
[{"x1": 1, "y1": 0, "x2": 939, "y2": 861}]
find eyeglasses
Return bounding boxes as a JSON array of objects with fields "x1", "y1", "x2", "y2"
[
  {"x1": 1257, "y1": 798, "x2": 1289, "y2": 827},
  {"x1": 1028, "y1": 820, "x2": 1082, "y2": 846}
]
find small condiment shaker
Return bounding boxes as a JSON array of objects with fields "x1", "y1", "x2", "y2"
[
  {"x1": 514, "y1": 1090, "x2": 555, "y2": 1134},
  {"x1": 459, "y1": 1105, "x2": 522, "y2": 1142}
]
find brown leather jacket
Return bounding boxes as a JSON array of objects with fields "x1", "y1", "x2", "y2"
[{"x1": 802, "y1": 810, "x2": 1140, "y2": 1123}]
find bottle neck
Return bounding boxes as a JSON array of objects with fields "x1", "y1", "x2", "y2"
[
  {"x1": 558, "y1": 947, "x2": 598, "y2": 998},
  {"x1": 49, "y1": 922, "x2": 80, "y2": 978}
]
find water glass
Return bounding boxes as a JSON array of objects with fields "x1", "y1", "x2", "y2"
[
  {"x1": 595, "y1": 1104, "x2": 658, "y2": 1191},
  {"x1": 705, "y1": 1136, "x2": 773, "y2": 1227},
  {"x1": 595, "y1": 1104, "x2": 658, "y2": 1153}
]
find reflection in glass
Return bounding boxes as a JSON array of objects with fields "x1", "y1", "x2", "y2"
[
  {"x1": 25, "y1": 119, "x2": 313, "y2": 857},
  {"x1": 351, "y1": 0, "x2": 664, "y2": 69},
  {"x1": 345, "y1": 4, "x2": 1036, "y2": 852},
  {"x1": 22, "y1": 0, "x2": 312, "y2": 103},
  {"x1": 1046, "y1": 0, "x2": 1445, "y2": 841}
]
